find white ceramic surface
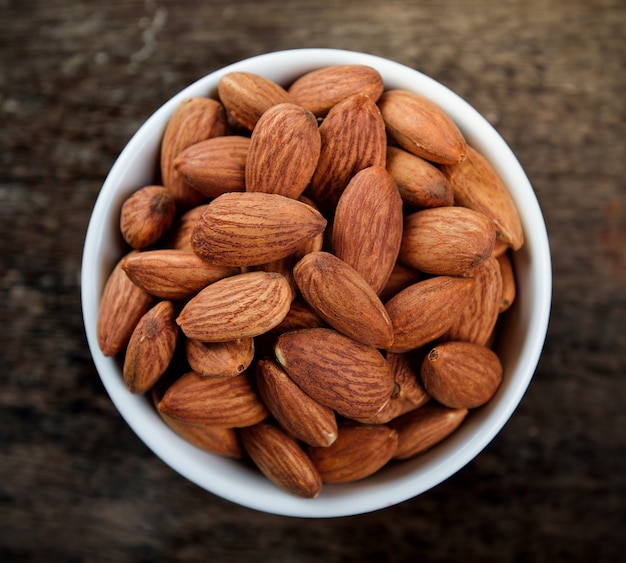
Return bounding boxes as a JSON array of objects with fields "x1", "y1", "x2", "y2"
[{"x1": 81, "y1": 48, "x2": 551, "y2": 518}]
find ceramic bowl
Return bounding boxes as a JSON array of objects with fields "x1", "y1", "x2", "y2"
[{"x1": 81, "y1": 48, "x2": 551, "y2": 517}]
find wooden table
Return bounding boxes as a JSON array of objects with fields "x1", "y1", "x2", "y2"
[{"x1": 1, "y1": 1, "x2": 624, "y2": 561}]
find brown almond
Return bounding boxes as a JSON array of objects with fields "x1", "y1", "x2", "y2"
[
  {"x1": 245, "y1": 103, "x2": 321, "y2": 199},
  {"x1": 122, "y1": 249, "x2": 239, "y2": 300},
  {"x1": 308, "y1": 422, "x2": 398, "y2": 484},
  {"x1": 217, "y1": 72, "x2": 294, "y2": 131},
  {"x1": 378, "y1": 89, "x2": 467, "y2": 164},
  {"x1": 97, "y1": 253, "x2": 155, "y2": 356},
  {"x1": 378, "y1": 262, "x2": 422, "y2": 303},
  {"x1": 307, "y1": 93, "x2": 387, "y2": 211},
  {"x1": 287, "y1": 64, "x2": 384, "y2": 116},
  {"x1": 120, "y1": 185, "x2": 177, "y2": 249},
  {"x1": 256, "y1": 359, "x2": 338, "y2": 448},
  {"x1": 165, "y1": 203, "x2": 211, "y2": 251},
  {"x1": 443, "y1": 255, "x2": 503, "y2": 346},
  {"x1": 190, "y1": 192, "x2": 327, "y2": 267},
  {"x1": 421, "y1": 341, "x2": 503, "y2": 409},
  {"x1": 161, "y1": 97, "x2": 228, "y2": 208},
  {"x1": 386, "y1": 352, "x2": 430, "y2": 408},
  {"x1": 442, "y1": 145, "x2": 524, "y2": 250},
  {"x1": 331, "y1": 166, "x2": 403, "y2": 295},
  {"x1": 399, "y1": 206, "x2": 496, "y2": 276},
  {"x1": 176, "y1": 271, "x2": 292, "y2": 342},
  {"x1": 274, "y1": 328, "x2": 395, "y2": 420},
  {"x1": 123, "y1": 300, "x2": 179, "y2": 394},
  {"x1": 173, "y1": 136, "x2": 250, "y2": 198},
  {"x1": 389, "y1": 403, "x2": 468, "y2": 460},
  {"x1": 239, "y1": 422, "x2": 323, "y2": 498},
  {"x1": 497, "y1": 251, "x2": 516, "y2": 312},
  {"x1": 270, "y1": 299, "x2": 328, "y2": 336},
  {"x1": 385, "y1": 276, "x2": 476, "y2": 353},
  {"x1": 386, "y1": 146, "x2": 454, "y2": 208},
  {"x1": 157, "y1": 370, "x2": 268, "y2": 427},
  {"x1": 293, "y1": 251, "x2": 394, "y2": 349},
  {"x1": 185, "y1": 337, "x2": 255, "y2": 378}
]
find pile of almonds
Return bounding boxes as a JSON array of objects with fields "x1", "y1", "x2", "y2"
[{"x1": 97, "y1": 64, "x2": 524, "y2": 498}]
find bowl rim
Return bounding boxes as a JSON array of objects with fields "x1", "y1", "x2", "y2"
[{"x1": 81, "y1": 47, "x2": 552, "y2": 517}]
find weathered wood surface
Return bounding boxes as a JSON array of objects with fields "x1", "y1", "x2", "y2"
[{"x1": 1, "y1": 1, "x2": 624, "y2": 561}]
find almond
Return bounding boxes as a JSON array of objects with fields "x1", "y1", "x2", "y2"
[
  {"x1": 378, "y1": 89, "x2": 467, "y2": 164},
  {"x1": 287, "y1": 64, "x2": 384, "y2": 116},
  {"x1": 173, "y1": 136, "x2": 250, "y2": 198},
  {"x1": 386, "y1": 146, "x2": 454, "y2": 208},
  {"x1": 378, "y1": 262, "x2": 422, "y2": 303},
  {"x1": 217, "y1": 72, "x2": 294, "y2": 131},
  {"x1": 420, "y1": 341, "x2": 503, "y2": 409},
  {"x1": 399, "y1": 206, "x2": 496, "y2": 276},
  {"x1": 165, "y1": 203, "x2": 211, "y2": 251},
  {"x1": 190, "y1": 192, "x2": 327, "y2": 267},
  {"x1": 122, "y1": 249, "x2": 239, "y2": 300},
  {"x1": 245, "y1": 103, "x2": 321, "y2": 199},
  {"x1": 307, "y1": 93, "x2": 387, "y2": 211},
  {"x1": 293, "y1": 251, "x2": 394, "y2": 349},
  {"x1": 185, "y1": 337, "x2": 255, "y2": 377},
  {"x1": 256, "y1": 359, "x2": 338, "y2": 448},
  {"x1": 270, "y1": 298, "x2": 327, "y2": 336},
  {"x1": 157, "y1": 370, "x2": 268, "y2": 427},
  {"x1": 385, "y1": 276, "x2": 476, "y2": 353},
  {"x1": 308, "y1": 422, "x2": 398, "y2": 483},
  {"x1": 386, "y1": 351, "x2": 430, "y2": 408},
  {"x1": 496, "y1": 251, "x2": 516, "y2": 312},
  {"x1": 389, "y1": 403, "x2": 468, "y2": 460},
  {"x1": 176, "y1": 271, "x2": 292, "y2": 342},
  {"x1": 441, "y1": 145, "x2": 524, "y2": 250},
  {"x1": 160, "y1": 97, "x2": 228, "y2": 208},
  {"x1": 239, "y1": 422, "x2": 323, "y2": 498},
  {"x1": 331, "y1": 166, "x2": 403, "y2": 295},
  {"x1": 274, "y1": 328, "x2": 395, "y2": 420},
  {"x1": 123, "y1": 300, "x2": 179, "y2": 394},
  {"x1": 97, "y1": 253, "x2": 155, "y2": 356}
]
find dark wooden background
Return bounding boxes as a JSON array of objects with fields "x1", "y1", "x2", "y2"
[{"x1": 1, "y1": 1, "x2": 624, "y2": 561}]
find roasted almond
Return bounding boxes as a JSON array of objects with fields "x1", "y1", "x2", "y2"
[
  {"x1": 399, "y1": 206, "x2": 496, "y2": 276},
  {"x1": 378, "y1": 89, "x2": 467, "y2": 164},
  {"x1": 420, "y1": 341, "x2": 503, "y2": 409},
  {"x1": 190, "y1": 192, "x2": 327, "y2": 267},
  {"x1": 293, "y1": 251, "x2": 394, "y2": 349},
  {"x1": 274, "y1": 328, "x2": 395, "y2": 420},
  {"x1": 239, "y1": 422, "x2": 323, "y2": 498},
  {"x1": 176, "y1": 271, "x2": 292, "y2": 342},
  {"x1": 185, "y1": 337, "x2": 255, "y2": 378},
  {"x1": 385, "y1": 276, "x2": 476, "y2": 353},
  {"x1": 331, "y1": 166, "x2": 403, "y2": 295},
  {"x1": 256, "y1": 358, "x2": 338, "y2": 448}
]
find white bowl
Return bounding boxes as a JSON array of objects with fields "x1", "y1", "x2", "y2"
[{"x1": 81, "y1": 48, "x2": 551, "y2": 517}]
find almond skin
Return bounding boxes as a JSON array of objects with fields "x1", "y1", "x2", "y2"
[
  {"x1": 185, "y1": 337, "x2": 255, "y2": 378},
  {"x1": 496, "y1": 251, "x2": 517, "y2": 312},
  {"x1": 385, "y1": 276, "x2": 476, "y2": 353},
  {"x1": 287, "y1": 64, "x2": 384, "y2": 117},
  {"x1": 293, "y1": 251, "x2": 394, "y2": 349},
  {"x1": 307, "y1": 93, "x2": 387, "y2": 212},
  {"x1": 190, "y1": 192, "x2": 327, "y2": 267},
  {"x1": 123, "y1": 300, "x2": 179, "y2": 394},
  {"x1": 389, "y1": 403, "x2": 468, "y2": 460},
  {"x1": 120, "y1": 185, "x2": 177, "y2": 249},
  {"x1": 399, "y1": 206, "x2": 496, "y2": 276},
  {"x1": 441, "y1": 145, "x2": 524, "y2": 251},
  {"x1": 331, "y1": 166, "x2": 403, "y2": 295},
  {"x1": 245, "y1": 103, "x2": 321, "y2": 199},
  {"x1": 173, "y1": 136, "x2": 250, "y2": 198},
  {"x1": 97, "y1": 253, "x2": 155, "y2": 356},
  {"x1": 420, "y1": 341, "x2": 503, "y2": 409},
  {"x1": 269, "y1": 299, "x2": 327, "y2": 336},
  {"x1": 176, "y1": 271, "x2": 292, "y2": 342},
  {"x1": 217, "y1": 72, "x2": 294, "y2": 131},
  {"x1": 308, "y1": 422, "x2": 398, "y2": 484},
  {"x1": 378, "y1": 262, "x2": 422, "y2": 303},
  {"x1": 386, "y1": 352, "x2": 430, "y2": 408},
  {"x1": 157, "y1": 370, "x2": 268, "y2": 427},
  {"x1": 378, "y1": 89, "x2": 467, "y2": 164},
  {"x1": 122, "y1": 249, "x2": 239, "y2": 300},
  {"x1": 239, "y1": 422, "x2": 323, "y2": 498},
  {"x1": 165, "y1": 203, "x2": 211, "y2": 251},
  {"x1": 386, "y1": 146, "x2": 454, "y2": 209},
  {"x1": 274, "y1": 328, "x2": 395, "y2": 420},
  {"x1": 256, "y1": 359, "x2": 338, "y2": 448},
  {"x1": 160, "y1": 97, "x2": 228, "y2": 208}
]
